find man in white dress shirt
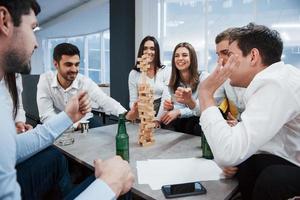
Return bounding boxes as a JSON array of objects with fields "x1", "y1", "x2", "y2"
[
  {"x1": 199, "y1": 23, "x2": 300, "y2": 199},
  {"x1": 37, "y1": 43, "x2": 137, "y2": 127},
  {"x1": 0, "y1": 1, "x2": 134, "y2": 199}
]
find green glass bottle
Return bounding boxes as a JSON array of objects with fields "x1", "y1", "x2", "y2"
[
  {"x1": 202, "y1": 134, "x2": 214, "y2": 159},
  {"x1": 116, "y1": 113, "x2": 129, "y2": 162}
]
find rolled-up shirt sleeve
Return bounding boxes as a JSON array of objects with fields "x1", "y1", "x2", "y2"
[
  {"x1": 84, "y1": 78, "x2": 126, "y2": 116},
  {"x1": 16, "y1": 112, "x2": 73, "y2": 163},
  {"x1": 75, "y1": 179, "x2": 116, "y2": 200},
  {"x1": 177, "y1": 106, "x2": 194, "y2": 118}
]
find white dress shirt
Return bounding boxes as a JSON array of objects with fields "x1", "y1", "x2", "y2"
[
  {"x1": 37, "y1": 71, "x2": 126, "y2": 123},
  {"x1": 128, "y1": 66, "x2": 171, "y2": 108},
  {"x1": 0, "y1": 74, "x2": 26, "y2": 123},
  {"x1": 200, "y1": 61, "x2": 300, "y2": 167}
]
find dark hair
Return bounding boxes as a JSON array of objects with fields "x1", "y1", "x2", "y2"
[
  {"x1": 53, "y1": 43, "x2": 80, "y2": 62},
  {"x1": 215, "y1": 28, "x2": 234, "y2": 44},
  {"x1": 1, "y1": 0, "x2": 40, "y2": 120},
  {"x1": 0, "y1": 0, "x2": 40, "y2": 26},
  {"x1": 229, "y1": 23, "x2": 283, "y2": 66},
  {"x1": 133, "y1": 36, "x2": 164, "y2": 74},
  {"x1": 169, "y1": 42, "x2": 199, "y2": 93},
  {"x1": 4, "y1": 73, "x2": 18, "y2": 119}
]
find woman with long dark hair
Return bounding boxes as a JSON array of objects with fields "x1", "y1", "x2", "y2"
[
  {"x1": 128, "y1": 36, "x2": 171, "y2": 115},
  {"x1": 2, "y1": 73, "x2": 32, "y2": 133},
  {"x1": 157, "y1": 42, "x2": 208, "y2": 136}
]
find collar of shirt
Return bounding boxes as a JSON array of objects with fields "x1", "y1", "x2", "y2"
[
  {"x1": 51, "y1": 71, "x2": 80, "y2": 92},
  {"x1": 243, "y1": 61, "x2": 283, "y2": 102},
  {"x1": 253, "y1": 61, "x2": 283, "y2": 81}
]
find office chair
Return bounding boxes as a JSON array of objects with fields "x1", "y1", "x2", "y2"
[{"x1": 21, "y1": 74, "x2": 41, "y2": 127}]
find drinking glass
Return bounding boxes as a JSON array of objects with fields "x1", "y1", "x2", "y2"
[{"x1": 57, "y1": 127, "x2": 75, "y2": 146}]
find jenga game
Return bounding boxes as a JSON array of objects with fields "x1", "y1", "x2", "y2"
[{"x1": 137, "y1": 55, "x2": 156, "y2": 146}]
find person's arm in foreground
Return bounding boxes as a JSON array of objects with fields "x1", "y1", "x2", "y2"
[
  {"x1": 16, "y1": 91, "x2": 91, "y2": 163},
  {"x1": 0, "y1": 90, "x2": 22, "y2": 200},
  {"x1": 75, "y1": 156, "x2": 134, "y2": 200},
  {"x1": 85, "y1": 78, "x2": 137, "y2": 121}
]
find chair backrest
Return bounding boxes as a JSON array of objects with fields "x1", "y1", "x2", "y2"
[{"x1": 21, "y1": 74, "x2": 41, "y2": 127}]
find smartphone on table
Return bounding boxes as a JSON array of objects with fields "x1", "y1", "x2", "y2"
[{"x1": 161, "y1": 181, "x2": 207, "y2": 198}]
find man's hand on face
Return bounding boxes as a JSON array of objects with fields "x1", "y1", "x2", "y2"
[
  {"x1": 94, "y1": 156, "x2": 134, "y2": 197},
  {"x1": 199, "y1": 55, "x2": 239, "y2": 112},
  {"x1": 200, "y1": 55, "x2": 239, "y2": 96},
  {"x1": 65, "y1": 91, "x2": 91, "y2": 123}
]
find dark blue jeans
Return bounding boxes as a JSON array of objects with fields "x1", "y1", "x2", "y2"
[
  {"x1": 65, "y1": 175, "x2": 95, "y2": 200},
  {"x1": 16, "y1": 146, "x2": 73, "y2": 200}
]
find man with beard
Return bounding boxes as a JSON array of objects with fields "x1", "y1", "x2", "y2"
[
  {"x1": 37, "y1": 43, "x2": 138, "y2": 128},
  {"x1": 199, "y1": 23, "x2": 300, "y2": 199},
  {"x1": 0, "y1": 0, "x2": 134, "y2": 199}
]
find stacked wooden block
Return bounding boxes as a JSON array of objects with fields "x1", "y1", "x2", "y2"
[{"x1": 137, "y1": 55, "x2": 156, "y2": 146}]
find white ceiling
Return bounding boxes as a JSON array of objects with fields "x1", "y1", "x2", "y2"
[{"x1": 36, "y1": 0, "x2": 92, "y2": 25}]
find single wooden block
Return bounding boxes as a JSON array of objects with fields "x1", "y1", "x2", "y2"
[{"x1": 140, "y1": 141, "x2": 154, "y2": 147}]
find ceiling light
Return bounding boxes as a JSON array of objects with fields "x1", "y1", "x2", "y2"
[
  {"x1": 271, "y1": 23, "x2": 300, "y2": 28},
  {"x1": 166, "y1": 20, "x2": 184, "y2": 27},
  {"x1": 223, "y1": 0, "x2": 232, "y2": 8},
  {"x1": 33, "y1": 26, "x2": 42, "y2": 32},
  {"x1": 280, "y1": 32, "x2": 290, "y2": 41}
]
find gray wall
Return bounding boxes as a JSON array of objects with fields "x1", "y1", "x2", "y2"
[{"x1": 110, "y1": 0, "x2": 135, "y2": 109}]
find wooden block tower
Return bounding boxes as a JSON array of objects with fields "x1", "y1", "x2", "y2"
[{"x1": 137, "y1": 55, "x2": 156, "y2": 146}]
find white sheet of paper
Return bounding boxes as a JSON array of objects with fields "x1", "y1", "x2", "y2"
[{"x1": 136, "y1": 158, "x2": 225, "y2": 190}]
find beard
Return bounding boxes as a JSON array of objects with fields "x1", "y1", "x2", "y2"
[
  {"x1": 65, "y1": 71, "x2": 78, "y2": 81},
  {"x1": 3, "y1": 50, "x2": 31, "y2": 74}
]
